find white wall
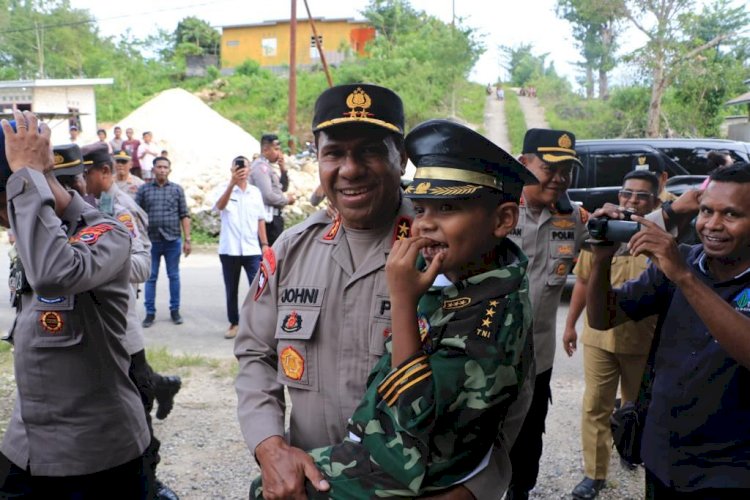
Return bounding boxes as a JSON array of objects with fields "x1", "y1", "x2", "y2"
[{"x1": 33, "y1": 85, "x2": 99, "y2": 145}]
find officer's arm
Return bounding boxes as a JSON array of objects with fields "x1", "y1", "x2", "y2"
[
  {"x1": 116, "y1": 208, "x2": 151, "y2": 284},
  {"x1": 234, "y1": 238, "x2": 287, "y2": 455},
  {"x1": 8, "y1": 169, "x2": 131, "y2": 297},
  {"x1": 251, "y1": 164, "x2": 288, "y2": 208}
]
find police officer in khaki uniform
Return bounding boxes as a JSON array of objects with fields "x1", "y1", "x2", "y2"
[
  {"x1": 236, "y1": 84, "x2": 512, "y2": 500},
  {"x1": 0, "y1": 111, "x2": 150, "y2": 497},
  {"x1": 506, "y1": 128, "x2": 589, "y2": 500},
  {"x1": 250, "y1": 134, "x2": 295, "y2": 245}
]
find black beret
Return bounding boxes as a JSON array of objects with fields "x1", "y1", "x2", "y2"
[
  {"x1": 404, "y1": 119, "x2": 538, "y2": 200},
  {"x1": 522, "y1": 128, "x2": 582, "y2": 166},
  {"x1": 52, "y1": 144, "x2": 84, "y2": 177},
  {"x1": 312, "y1": 83, "x2": 404, "y2": 135},
  {"x1": 81, "y1": 142, "x2": 112, "y2": 169}
]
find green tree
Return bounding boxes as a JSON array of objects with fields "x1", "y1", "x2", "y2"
[
  {"x1": 500, "y1": 44, "x2": 552, "y2": 86},
  {"x1": 174, "y1": 16, "x2": 220, "y2": 57}
]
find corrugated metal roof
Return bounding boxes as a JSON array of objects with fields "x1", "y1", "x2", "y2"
[{"x1": 0, "y1": 78, "x2": 114, "y2": 89}]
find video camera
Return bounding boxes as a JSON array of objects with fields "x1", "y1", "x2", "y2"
[{"x1": 587, "y1": 210, "x2": 640, "y2": 244}]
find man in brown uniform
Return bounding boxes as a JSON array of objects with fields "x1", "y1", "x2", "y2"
[{"x1": 236, "y1": 84, "x2": 521, "y2": 499}]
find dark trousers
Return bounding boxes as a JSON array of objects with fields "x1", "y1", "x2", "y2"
[
  {"x1": 645, "y1": 468, "x2": 750, "y2": 499},
  {"x1": 508, "y1": 368, "x2": 553, "y2": 494},
  {"x1": 129, "y1": 350, "x2": 160, "y2": 500},
  {"x1": 0, "y1": 453, "x2": 149, "y2": 499},
  {"x1": 220, "y1": 254, "x2": 261, "y2": 326},
  {"x1": 265, "y1": 215, "x2": 285, "y2": 246}
]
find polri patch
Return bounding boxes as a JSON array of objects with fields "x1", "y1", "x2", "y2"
[
  {"x1": 281, "y1": 311, "x2": 303, "y2": 333},
  {"x1": 280, "y1": 346, "x2": 305, "y2": 381},
  {"x1": 117, "y1": 213, "x2": 136, "y2": 237},
  {"x1": 39, "y1": 311, "x2": 63, "y2": 334},
  {"x1": 69, "y1": 223, "x2": 114, "y2": 245},
  {"x1": 254, "y1": 263, "x2": 269, "y2": 301}
]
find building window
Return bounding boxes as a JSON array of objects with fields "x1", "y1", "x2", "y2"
[
  {"x1": 310, "y1": 35, "x2": 323, "y2": 59},
  {"x1": 226, "y1": 40, "x2": 240, "y2": 47},
  {"x1": 262, "y1": 38, "x2": 277, "y2": 56}
]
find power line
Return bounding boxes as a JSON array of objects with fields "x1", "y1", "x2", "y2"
[{"x1": 0, "y1": 0, "x2": 240, "y2": 36}]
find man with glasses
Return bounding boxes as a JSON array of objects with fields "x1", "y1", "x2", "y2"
[
  {"x1": 563, "y1": 170, "x2": 660, "y2": 499},
  {"x1": 506, "y1": 128, "x2": 589, "y2": 500}
]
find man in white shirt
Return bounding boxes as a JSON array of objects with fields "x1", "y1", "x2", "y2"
[
  {"x1": 137, "y1": 131, "x2": 160, "y2": 181},
  {"x1": 213, "y1": 156, "x2": 269, "y2": 339}
]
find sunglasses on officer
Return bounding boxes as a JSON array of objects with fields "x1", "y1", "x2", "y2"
[{"x1": 618, "y1": 189, "x2": 653, "y2": 201}]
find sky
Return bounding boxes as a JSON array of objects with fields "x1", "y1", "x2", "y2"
[{"x1": 69, "y1": 0, "x2": 730, "y2": 90}]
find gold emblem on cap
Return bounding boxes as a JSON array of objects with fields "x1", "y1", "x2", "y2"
[
  {"x1": 345, "y1": 87, "x2": 373, "y2": 118},
  {"x1": 414, "y1": 182, "x2": 431, "y2": 194},
  {"x1": 54, "y1": 153, "x2": 64, "y2": 165},
  {"x1": 558, "y1": 134, "x2": 572, "y2": 149},
  {"x1": 638, "y1": 156, "x2": 647, "y2": 165}
]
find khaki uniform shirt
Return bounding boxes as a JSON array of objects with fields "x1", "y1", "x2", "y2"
[
  {"x1": 508, "y1": 197, "x2": 588, "y2": 374},
  {"x1": 1, "y1": 169, "x2": 149, "y2": 476},
  {"x1": 575, "y1": 248, "x2": 656, "y2": 355},
  {"x1": 250, "y1": 156, "x2": 287, "y2": 211}
]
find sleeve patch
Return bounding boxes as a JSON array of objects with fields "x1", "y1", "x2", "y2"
[
  {"x1": 69, "y1": 223, "x2": 114, "y2": 246},
  {"x1": 263, "y1": 246, "x2": 277, "y2": 275},
  {"x1": 254, "y1": 263, "x2": 269, "y2": 301},
  {"x1": 117, "y1": 213, "x2": 136, "y2": 236}
]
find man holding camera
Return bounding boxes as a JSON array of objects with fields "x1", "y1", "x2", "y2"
[
  {"x1": 586, "y1": 162, "x2": 750, "y2": 498},
  {"x1": 506, "y1": 128, "x2": 589, "y2": 500},
  {"x1": 563, "y1": 170, "x2": 661, "y2": 499},
  {"x1": 213, "y1": 156, "x2": 268, "y2": 339}
]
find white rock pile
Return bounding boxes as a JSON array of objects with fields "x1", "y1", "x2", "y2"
[{"x1": 110, "y1": 88, "x2": 323, "y2": 218}]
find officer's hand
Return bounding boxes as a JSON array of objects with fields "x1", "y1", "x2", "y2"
[
  {"x1": 386, "y1": 237, "x2": 444, "y2": 303},
  {"x1": 420, "y1": 485, "x2": 475, "y2": 499},
  {"x1": 629, "y1": 215, "x2": 690, "y2": 283},
  {"x1": 592, "y1": 202, "x2": 627, "y2": 220},
  {"x1": 287, "y1": 193, "x2": 296, "y2": 205},
  {"x1": 1, "y1": 110, "x2": 53, "y2": 173},
  {"x1": 183, "y1": 240, "x2": 191, "y2": 257},
  {"x1": 562, "y1": 325, "x2": 578, "y2": 357},
  {"x1": 255, "y1": 436, "x2": 329, "y2": 500}
]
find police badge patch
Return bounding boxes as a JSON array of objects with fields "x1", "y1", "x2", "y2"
[
  {"x1": 281, "y1": 311, "x2": 303, "y2": 333},
  {"x1": 39, "y1": 311, "x2": 63, "y2": 334}
]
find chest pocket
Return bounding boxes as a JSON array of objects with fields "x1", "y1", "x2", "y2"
[
  {"x1": 31, "y1": 295, "x2": 83, "y2": 348},
  {"x1": 369, "y1": 293, "x2": 392, "y2": 357},
  {"x1": 274, "y1": 286, "x2": 324, "y2": 390}
]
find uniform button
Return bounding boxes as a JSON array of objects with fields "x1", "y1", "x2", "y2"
[{"x1": 691, "y1": 351, "x2": 696, "y2": 356}]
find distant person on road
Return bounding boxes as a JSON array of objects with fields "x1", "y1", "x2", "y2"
[
  {"x1": 497, "y1": 87, "x2": 505, "y2": 101},
  {"x1": 122, "y1": 127, "x2": 142, "y2": 178},
  {"x1": 563, "y1": 170, "x2": 660, "y2": 499},
  {"x1": 250, "y1": 134, "x2": 295, "y2": 245},
  {"x1": 213, "y1": 156, "x2": 268, "y2": 340},
  {"x1": 136, "y1": 156, "x2": 191, "y2": 328}
]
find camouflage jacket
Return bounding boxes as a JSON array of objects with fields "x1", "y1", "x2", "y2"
[{"x1": 347, "y1": 239, "x2": 532, "y2": 494}]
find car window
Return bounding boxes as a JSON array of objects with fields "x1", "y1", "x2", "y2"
[
  {"x1": 592, "y1": 152, "x2": 639, "y2": 188},
  {"x1": 660, "y1": 147, "x2": 745, "y2": 176}
]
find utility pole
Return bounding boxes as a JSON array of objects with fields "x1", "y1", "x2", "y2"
[
  {"x1": 288, "y1": 0, "x2": 297, "y2": 153},
  {"x1": 303, "y1": 0, "x2": 333, "y2": 87}
]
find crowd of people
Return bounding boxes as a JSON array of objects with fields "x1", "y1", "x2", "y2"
[{"x1": 0, "y1": 80, "x2": 748, "y2": 500}]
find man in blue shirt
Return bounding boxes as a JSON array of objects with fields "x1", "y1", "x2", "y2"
[
  {"x1": 136, "y1": 156, "x2": 191, "y2": 327},
  {"x1": 586, "y1": 162, "x2": 750, "y2": 498}
]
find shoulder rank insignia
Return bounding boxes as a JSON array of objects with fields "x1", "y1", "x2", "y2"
[
  {"x1": 323, "y1": 214, "x2": 342, "y2": 241},
  {"x1": 69, "y1": 223, "x2": 114, "y2": 245},
  {"x1": 443, "y1": 297, "x2": 471, "y2": 311},
  {"x1": 254, "y1": 263, "x2": 269, "y2": 301},
  {"x1": 40, "y1": 311, "x2": 63, "y2": 334},
  {"x1": 551, "y1": 217, "x2": 576, "y2": 229},
  {"x1": 280, "y1": 346, "x2": 305, "y2": 381},
  {"x1": 472, "y1": 298, "x2": 505, "y2": 341},
  {"x1": 263, "y1": 246, "x2": 277, "y2": 275},
  {"x1": 393, "y1": 216, "x2": 411, "y2": 243}
]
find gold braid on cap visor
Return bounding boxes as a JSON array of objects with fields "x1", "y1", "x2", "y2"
[{"x1": 413, "y1": 166, "x2": 502, "y2": 190}]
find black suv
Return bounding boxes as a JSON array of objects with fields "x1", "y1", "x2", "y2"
[{"x1": 568, "y1": 138, "x2": 750, "y2": 212}]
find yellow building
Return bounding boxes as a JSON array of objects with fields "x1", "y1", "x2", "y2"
[{"x1": 221, "y1": 17, "x2": 375, "y2": 69}]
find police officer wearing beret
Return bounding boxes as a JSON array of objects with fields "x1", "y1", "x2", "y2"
[
  {"x1": 235, "y1": 85, "x2": 512, "y2": 499},
  {"x1": 0, "y1": 112, "x2": 150, "y2": 497},
  {"x1": 505, "y1": 129, "x2": 589, "y2": 500}
]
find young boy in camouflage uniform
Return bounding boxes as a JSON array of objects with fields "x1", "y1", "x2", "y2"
[{"x1": 251, "y1": 119, "x2": 538, "y2": 499}]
